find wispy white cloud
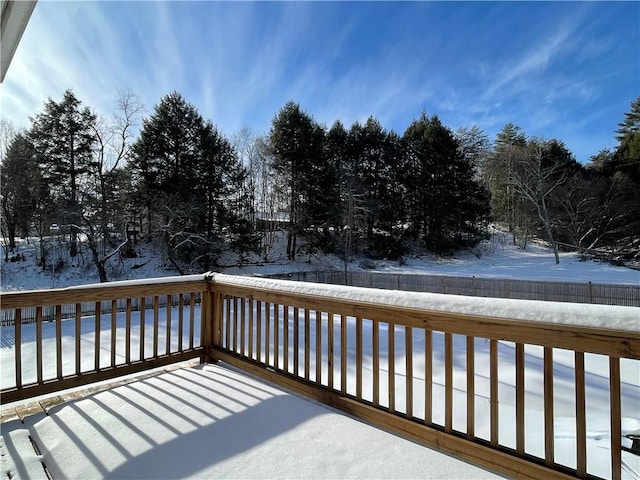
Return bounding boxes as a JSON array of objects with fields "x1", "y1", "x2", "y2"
[{"x1": 0, "y1": 1, "x2": 636, "y2": 165}]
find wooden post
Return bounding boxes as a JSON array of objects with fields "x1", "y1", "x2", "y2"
[{"x1": 200, "y1": 283, "x2": 214, "y2": 364}]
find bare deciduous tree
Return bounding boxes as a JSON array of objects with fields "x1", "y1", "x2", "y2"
[{"x1": 509, "y1": 139, "x2": 569, "y2": 264}]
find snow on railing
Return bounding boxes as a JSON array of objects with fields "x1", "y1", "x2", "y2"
[{"x1": 267, "y1": 270, "x2": 640, "y2": 306}]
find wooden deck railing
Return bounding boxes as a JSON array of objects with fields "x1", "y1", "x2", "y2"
[
  {"x1": 1, "y1": 274, "x2": 638, "y2": 480},
  {"x1": 0, "y1": 276, "x2": 210, "y2": 403}
]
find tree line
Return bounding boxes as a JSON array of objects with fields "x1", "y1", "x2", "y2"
[{"x1": 1, "y1": 90, "x2": 638, "y2": 282}]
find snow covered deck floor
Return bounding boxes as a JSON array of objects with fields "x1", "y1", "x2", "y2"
[{"x1": 1, "y1": 362, "x2": 504, "y2": 479}]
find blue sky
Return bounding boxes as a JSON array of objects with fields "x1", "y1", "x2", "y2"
[{"x1": 1, "y1": 1, "x2": 638, "y2": 163}]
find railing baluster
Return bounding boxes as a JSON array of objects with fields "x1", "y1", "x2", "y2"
[
  {"x1": 153, "y1": 296, "x2": 159, "y2": 358},
  {"x1": 294, "y1": 307, "x2": 300, "y2": 376},
  {"x1": 36, "y1": 306, "x2": 43, "y2": 383},
  {"x1": 445, "y1": 332, "x2": 453, "y2": 432},
  {"x1": 95, "y1": 302, "x2": 101, "y2": 370},
  {"x1": 213, "y1": 291, "x2": 224, "y2": 351},
  {"x1": 490, "y1": 339, "x2": 498, "y2": 447},
  {"x1": 304, "y1": 308, "x2": 310, "y2": 380},
  {"x1": 75, "y1": 304, "x2": 81, "y2": 375},
  {"x1": 233, "y1": 297, "x2": 239, "y2": 353},
  {"x1": 466, "y1": 336, "x2": 475, "y2": 440},
  {"x1": 373, "y1": 319, "x2": 379, "y2": 407},
  {"x1": 356, "y1": 316, "x2": 363, "y2": 400},
  {"x1": 178, "y1": 294, "x2": 184, "y2": 352},
  {"x1": 405, "y1": 326, "x2": 413, "y2": 418},
  {"x1": 224, "y1": 296, "x2": 231, "y2": 349},
  {"x1": 274, "y1": 304, "x2": 280, "y2": 369},
  {"x1": 188, "y1": 293, "x2": 195, "y2": 350},
  {"x1": 241, "y1": 298, "x2": 246, "y2": 357},
  {"x1": 111, "y1": 299, "x2": 117, "y2": 367},
  {"x1": 165, "y1": 294, "x2": 172, "y2": 355},
  {"x1": 125, "y1": 299, "x2": 132, "y2": 363},
  {"x1": 388, "y1": 322, "x2": 395, "y2": 411},
  {"x1": 610, "y1": 356, "x2": 622, "y2": 480},
  {"x1": 575, "y1": 351, "x2": 586, "y2": 477},
  {"x1": 56, "y1": 305, "x2": 62, "y2": 379},
  {"x1": 315, "y1": 310, "x2": 322, "y2": 384},
  {"x1": 341, "y1": 314, "x2": 347, "y2": 394},
  {"x1": 14, "y1": 308, "x2": 22, "y2": 388},
  {"x1": 265, "y1": 302, "x2": 271, "y2": 366},
  {"x1": 544, "y1": 347, "x2": 554, "y2": 466},
  {"x1": 328, "y1": 311, "x2": 334, "y2": 390},
  {"x1": 249, "y1": 298, "x2": 255, "y2": 360},
  {"x1": 257, "y1": 301, "x2": 263, "y2": 363},
  {"x1": 425, "y1": 329, "x2": 432, "y2": 425},
  {"x1": 516, "y1": 343, "x2": 525, "y2": 455},
  {"x1": 139, "y1": 298, "x2": 146, "y2": 360},
  {"x1": 283, "y1": 305, "x2": 289, "y2": 371}
]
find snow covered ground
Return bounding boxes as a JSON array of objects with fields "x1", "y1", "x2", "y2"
[{"x1": 1, "y1": 231, "x2": 638, "y2": 291}]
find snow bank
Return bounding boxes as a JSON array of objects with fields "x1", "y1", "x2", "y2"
[{"x1": 208, "y1": 273, "x2": 640, "y2": 332}]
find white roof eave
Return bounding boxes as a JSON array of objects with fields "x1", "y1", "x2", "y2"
[{"x1": 1, "y1": 0, "x2": 37, "y2": 83}]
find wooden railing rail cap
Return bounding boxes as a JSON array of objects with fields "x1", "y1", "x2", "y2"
[
  {"x1": 205, "y1": 273, "x2": 640, "y2": 334},
  {"x1": 0, "y1": 274, "x2": 209, "y2": 309}
]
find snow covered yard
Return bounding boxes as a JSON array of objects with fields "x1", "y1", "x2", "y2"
[{"x1": 2, "y1": 231, "x2": 639, "y2": 292}]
